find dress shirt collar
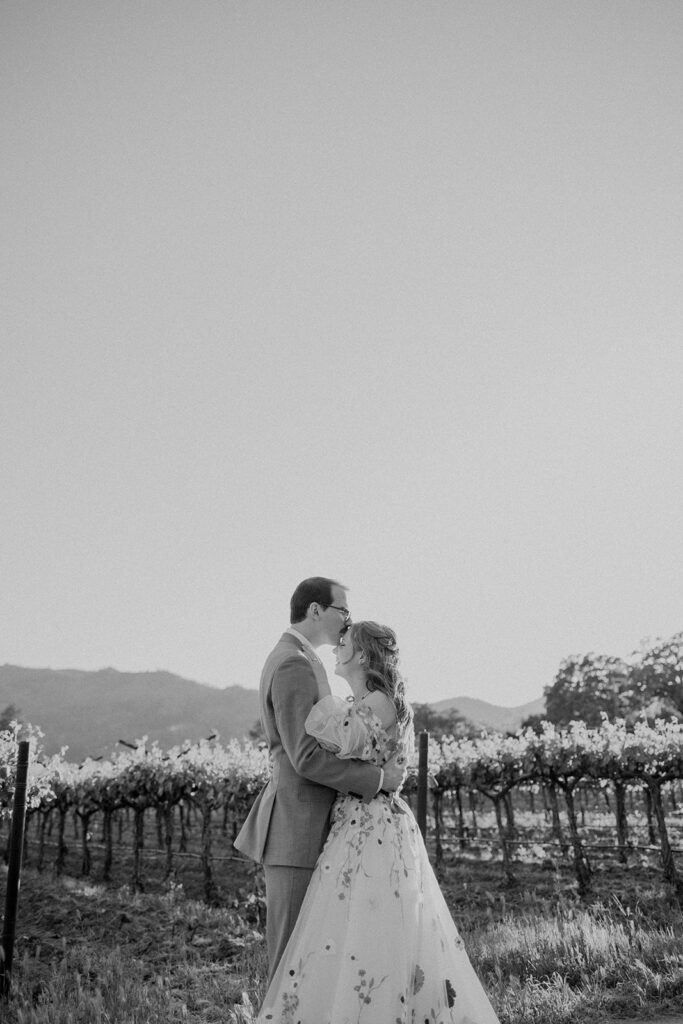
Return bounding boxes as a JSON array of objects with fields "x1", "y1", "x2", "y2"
[{"x1": 285, "y1": 626, "x2": 322, "y2": 664}]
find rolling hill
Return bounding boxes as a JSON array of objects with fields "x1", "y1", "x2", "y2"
[
  {"x1": 433, "y1": 695, "x2": 545, "y2": 732},
  {"x1": 0, "y1": 665, "x2": 260, "y2": 763}
]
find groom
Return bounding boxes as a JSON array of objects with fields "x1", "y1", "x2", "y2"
[{"x1": 234, "y1": 576, "x2": 405, "y2": 982}]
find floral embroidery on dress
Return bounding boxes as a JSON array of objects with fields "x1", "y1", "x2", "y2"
[
  {"x1": 351, "y1": 701, "x2": 399, "y2": 764},
  {"x1": 353, "y1": 966, "x2": 389, "y2": 1018},
  {"x1": 412, "y1": 964, "x2": 425, "y2": 994}
]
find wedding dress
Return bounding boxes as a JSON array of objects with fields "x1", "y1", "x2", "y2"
[{"x1": 256, "y1": 695, "x2": 500, "y2": 1024}]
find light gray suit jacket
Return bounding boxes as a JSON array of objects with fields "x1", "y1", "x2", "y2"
[{"x1": 234, "y1": 632, "x2": 382, "y2": 867}]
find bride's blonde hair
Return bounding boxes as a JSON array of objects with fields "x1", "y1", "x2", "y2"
[{"x1": 347, "y1": 621, "x2": 412, "y2": 726}]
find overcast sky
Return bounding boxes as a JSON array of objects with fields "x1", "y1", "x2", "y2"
[{"x1": 2, "y1": 1, "x2": 682, "y2": 709}]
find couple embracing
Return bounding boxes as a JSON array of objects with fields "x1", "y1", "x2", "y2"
[{"x1": 235, "y1": 577, "x2": 499, "y2": 1024}]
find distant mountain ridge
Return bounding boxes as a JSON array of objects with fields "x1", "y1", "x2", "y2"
[
  {"x1": 0, "y1": 665, "x2": 544, "y2": 762},
  {"x1": 433, "y1": 695, "x2": 545, "y2": 732},
  {"x1": 0, "y1": 665, "x2": 261, "y2": 763}
]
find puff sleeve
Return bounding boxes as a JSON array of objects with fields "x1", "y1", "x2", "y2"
[{"x1": 305, "y1": 695, "x2": 382, "y2": 761}]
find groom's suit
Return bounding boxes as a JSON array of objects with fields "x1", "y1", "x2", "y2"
[{"x1": 234, "y1": 631, "x2": 382, "y2": 977}]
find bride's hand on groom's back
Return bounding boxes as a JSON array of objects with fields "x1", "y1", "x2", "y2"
[{"x1": 382, "y1": 753, "x2": 407, "y2": 793}]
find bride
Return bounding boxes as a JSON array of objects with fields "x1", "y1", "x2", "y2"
[{"x1": 256, "y1": 620, "x2": 500, "y2": 1024}]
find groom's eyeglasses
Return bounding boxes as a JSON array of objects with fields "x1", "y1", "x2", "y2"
[{"x1": 327, "y1": 604, "x2": 351, "y2": 621}]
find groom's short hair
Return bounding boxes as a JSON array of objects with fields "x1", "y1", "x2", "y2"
[{"x1": 290, "y1": 577, "x2": 345, "y2": 624}]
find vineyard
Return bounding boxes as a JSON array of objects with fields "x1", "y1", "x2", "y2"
[{"x1": 2, "y1": 716, "x2": 682, "y2": 905}]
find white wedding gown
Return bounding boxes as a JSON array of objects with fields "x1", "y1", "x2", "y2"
[{"x1": 256, "y1": 695, "x2": 500, "y2": 1024}]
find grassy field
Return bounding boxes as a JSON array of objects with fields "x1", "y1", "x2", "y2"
[{"x1": 2, "y1": 851, "x2": 683, "y2": 1024}]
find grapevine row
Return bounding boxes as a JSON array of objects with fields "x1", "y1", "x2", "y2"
[{"x1": 1, "y1": 717, "x2": 682, "y2": 899}]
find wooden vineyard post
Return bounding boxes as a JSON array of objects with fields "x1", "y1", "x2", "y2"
[
  {"x1": 416, "y1": 730, "x2": 429, "y2": 840},
  {"x1": 1, "y1": 740, "x2": 30, "y2": 998}
]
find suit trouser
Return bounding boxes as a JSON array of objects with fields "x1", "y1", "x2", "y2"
[{"x1": 263, "y1": 864, "x2": 314, "y2": 985}]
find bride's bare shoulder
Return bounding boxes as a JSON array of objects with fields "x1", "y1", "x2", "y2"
[{"x1": 362, "y1": 690, "x2": 397, "y2": 730}]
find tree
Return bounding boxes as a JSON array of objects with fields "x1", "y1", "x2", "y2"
[
  {"x1": 629, "y1": 631, "x2": 683, "y2": 721},
  {"x1": 0, "y1": 704, "x2": 20, "y2": 731},
  {"x1": 544, "y1": 654, "x2": 630, "y2": 726},
  {"x1": 519, "y1": 713, "x2": 546, "y2": 734},
  {"x1": 248, "y1": 717, "x2": 266, "y2": 744},
  {"x1": 411, "y1": 703, "x2": 475, "y2": 739}
]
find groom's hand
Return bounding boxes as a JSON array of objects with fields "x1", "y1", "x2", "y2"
[{"x1": 381, "y1": 753, "x2": 407, "y2": 793}]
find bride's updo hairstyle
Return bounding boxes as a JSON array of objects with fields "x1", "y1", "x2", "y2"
[{"x1": 348, "y1": 621, "x2": 413, "y2": 727}]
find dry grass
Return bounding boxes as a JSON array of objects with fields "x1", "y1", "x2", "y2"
[
  {"x1": 2, "y1": 861, "x2": 682, "y2": 1023},
  {"x1": 1, "y1": 870, "x2": 264, "y2": 1022}
]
